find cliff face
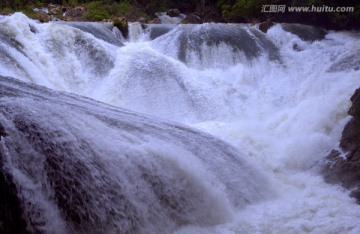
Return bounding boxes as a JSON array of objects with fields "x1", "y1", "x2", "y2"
[{"x1": 322, "y1": 88, "x2": 360, "y2": 203}]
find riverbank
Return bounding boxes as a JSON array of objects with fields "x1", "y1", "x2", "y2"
[{"x1": 0, "y1": 1, "x2": 359, "y2": 30}]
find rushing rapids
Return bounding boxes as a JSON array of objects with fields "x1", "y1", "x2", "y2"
[
  {"x1": 0, "y1": 75, "x2": 271, "y2": 233},
  {"x1": 1, "y1": 12, "x2": 360, "y2": 233}
]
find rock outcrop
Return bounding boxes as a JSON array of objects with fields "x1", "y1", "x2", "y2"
[
  {"x1": 259, "y1": 20, "x2": 274, "y2": 33},
  {"x1": 281, "y1": 24, "x2": 327, "y2": 42},
  {"x1": 113, "y1": 17, "x2": 129, "y2": 38},
  {"x1": 64, "y1": 6, "x2": 86, "y2": 22},
  {"x1": 36, "y1": 11, "x2": 50, "y2": 23},
  {"x1": 322, "y1": 88, "x2": 360, "y2": 203},
  {"x1": 48, "y1": 3, "x2": 64, "y2": 15},
  {"x1": 166, "y1": 8, "x2": 180, "y2": 17}
]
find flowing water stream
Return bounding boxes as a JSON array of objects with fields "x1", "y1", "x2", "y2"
[{"x1": 1, "y1": 12, "x2": 360, "y2": 233}]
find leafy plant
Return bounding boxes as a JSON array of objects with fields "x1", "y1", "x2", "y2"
[{"x1": 83, "y1": 1, "x2": 111, "y2": 21}]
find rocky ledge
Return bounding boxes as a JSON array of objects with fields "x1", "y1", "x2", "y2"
[{"x1": 322, "y1": 88, "x2": 360, "y2": 203}]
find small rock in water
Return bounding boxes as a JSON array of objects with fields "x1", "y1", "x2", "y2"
[
  {"x1": 167, "y1": 8, "x2": 181, "y2": 17},
  {"x1": 259, "y1": 20, "x2": 274, "y2": 33},
  {"x1": 113, "y1": 17, "x2": 129, "y2": 38},
  {"x1": 36, "y1": 11, "x2": 50, "y2": 23},
  {"x1": 149, "y1": 18, "x2": 161, "y2": 24}
]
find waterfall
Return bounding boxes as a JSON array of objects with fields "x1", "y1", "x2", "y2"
[
  {"x1": 1, "y1": 12, "x2": 360, "y2": 233},
  {"x1": 128, "y1": 22, "x2": 145, "y2": 42},
  {"x1": 0, "y1": 75, "x2": 271, "y2": 233}
]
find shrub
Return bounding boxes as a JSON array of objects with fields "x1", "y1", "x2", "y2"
[{"x1": 83, "y1": 1, "x2": 111, "y2": 21}]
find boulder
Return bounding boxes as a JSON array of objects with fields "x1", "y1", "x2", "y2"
[
  {"x1": 349, "y1": 89, "x2": 360, "y2": 119},
  {"x1": 48, "y1": 4, "x2": 63, "y2": 16},
  {"x1": 166, "y1": 8, "x2": 181, "y2": 17},
  {"x1": 322, "y1": 88, "x2": 360, "y2": 203},
  {"x1": 36, "y1": 11, "x2": 50, "y2": 23},
  {"x1": 65, "y1": 6, "x2": 86, "y2": 21},
  {"x1": 281, "y1": 23, "x2": 327, "y2": 42},
  {"x1": 259, "y1": 20, "x2": 274, "y2": 33},
  {"x1": 113, "y1": 17, "x2": 129, "y2": 38}
]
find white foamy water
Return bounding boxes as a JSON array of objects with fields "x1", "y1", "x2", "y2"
[{"x1": 1, "y1": 12, "x2": 360, "y2": 233}]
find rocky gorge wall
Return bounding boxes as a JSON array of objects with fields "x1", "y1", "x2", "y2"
[{"x1": 322, "y1": 88, "x2": 360, "y2": 203}]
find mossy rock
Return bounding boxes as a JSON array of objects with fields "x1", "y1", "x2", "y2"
[
  {"x1": 36, "y1": 11, "x2": 51, "y2": 23},
  {"x1": 113, "y1": 17, "x2": 128, "y2": 38}
]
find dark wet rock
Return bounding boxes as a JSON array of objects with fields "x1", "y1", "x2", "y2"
[
  {"x1": 259, "y1": 20, "x2": 274, "y2": 33},
  {"x1": 58, "y1": 21, "x2": 123, "y2": 46},
  {"x1": 148, "y1": 25, "x2": 175, "y2": 40},
  {"x1": 292, "y1": 43, "x2": 301, "y2": 52},
  {"x1": 29, "y1": 24, "x2": 38, "y2": 34},
  {"x1": 113, "y1": 17, "x2": 129, "y2": 39},
  {"x1": 281, "y1": 23, "x2": 327, "y2": 42},
  {"x1": 349, "y1": 88, "x2": 360, "y2": 119},
  {"x1": 0, "y1": 150, "x2": 28, "y2": 234},
  {"x1": 322, "y1": 88, "x2": 360, "y2": 203},
  {"x1": 181, "y1": 14, "x2": 201, "y2": 24},
  {"x1": 167, "y1": 8, "x2": 181, "y2": 17},
  {"x1": 173, "y1": 24, "x2": 280, "y2": 67}
]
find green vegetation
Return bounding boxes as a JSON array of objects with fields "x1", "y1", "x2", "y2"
[
  {"x1": 217, "y1": 0, "x2": 260, "y2": 21},
  {"x1": 0, "y1": 0, "x2": 358, "y2": 29},
  {"x1": 82, "y1": 0, "x2": 133, "y2": 21},
  {"x1": 216, "y1": 0, "x2": 359, "y2": 29},
  {"x1": 83, "y1": 1, "x2": 111, "y2": 21}
]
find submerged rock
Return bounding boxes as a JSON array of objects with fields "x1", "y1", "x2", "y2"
[
  {"x1": 322, "y1": 88, "x2": 360, "y2": 203},
  {"x1": 282, "y1": 23, "x2": 327, "y2": 42}
]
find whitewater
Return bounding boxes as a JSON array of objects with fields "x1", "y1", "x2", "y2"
[{"x1": 1, "y1": 12, "x2": 360, "y2": 233}]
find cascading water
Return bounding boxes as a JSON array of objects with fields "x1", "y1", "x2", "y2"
[{"x1": 1, "y1": 12, "x2": 360, "y2": 233}]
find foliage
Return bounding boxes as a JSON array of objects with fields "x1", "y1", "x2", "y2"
[
  {"x1": 0, "y1": 0, "x2": 358, "y2": 29},
  {"x1": 83, "y1": 1, "x2": 111, "y2": 21},
  {"x1": 82, "y1": 1, "x2": 134, "y2": 21}
]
